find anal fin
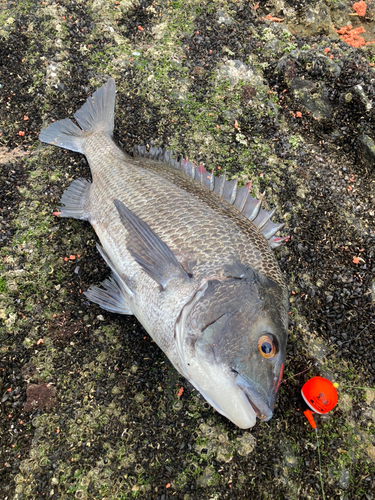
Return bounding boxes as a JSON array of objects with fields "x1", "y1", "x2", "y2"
[
  {"x1": 58, "y1": 178, "x2": 91, "y2": 220},
  {"x1": 84, "y1": 275, "x2": 133, "y2": 314}
]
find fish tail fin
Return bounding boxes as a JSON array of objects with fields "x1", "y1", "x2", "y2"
[
  {"x1": 39, "y1": 78, "x2": 116, "y2": 154},
  {"x1": 73, "y1": 78, "x2": 116, "y2": 135}
]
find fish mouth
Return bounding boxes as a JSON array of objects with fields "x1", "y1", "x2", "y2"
[{"x1": 235, "y1": 373, "x2": 273, "y2": 422}]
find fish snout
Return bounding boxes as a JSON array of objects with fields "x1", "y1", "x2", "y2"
[{"x1": 235, "y1": 374, "x2": 273, "y2": 422}]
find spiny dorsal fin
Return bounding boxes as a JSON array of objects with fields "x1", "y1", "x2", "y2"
[{"x1": 133, "y1": 145, "x2": 289, "y2": 248}]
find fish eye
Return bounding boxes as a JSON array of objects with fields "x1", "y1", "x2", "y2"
[{"x1": 257, "y1": 334, "x2": 278, "y2": 359}]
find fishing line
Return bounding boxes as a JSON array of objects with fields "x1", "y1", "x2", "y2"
[{"x1": 315, "y1": 428, "x2": 325, "y2": 500}]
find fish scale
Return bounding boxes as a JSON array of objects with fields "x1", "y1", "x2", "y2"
[
  {"x1": 84, "y1": 135, "x2": 277, "y2": 284},
  {"x1": 39, "y1": 78, "x2": 289, "y2": 429}
]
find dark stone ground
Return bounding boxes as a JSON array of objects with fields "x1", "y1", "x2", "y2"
[{"x1": 1, "y1": 0, "x2": 375, "y2": 498}]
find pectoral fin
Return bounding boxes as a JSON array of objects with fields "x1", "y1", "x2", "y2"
[{"x1": 114, "y1": 199, "x2": 190, "y2": 289}]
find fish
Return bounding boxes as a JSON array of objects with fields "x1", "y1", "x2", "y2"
[{"x1": 39, "y1": 78, "x2": 289, "y2": 429}]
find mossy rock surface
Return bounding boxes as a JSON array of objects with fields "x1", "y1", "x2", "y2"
[{"x1": 1, "y1": 1, "x2": 375, "y2": 499}]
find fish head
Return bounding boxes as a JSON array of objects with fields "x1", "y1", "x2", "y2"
[{"x1": 182, "y1": 269, "x2": 288, "y2": 429}]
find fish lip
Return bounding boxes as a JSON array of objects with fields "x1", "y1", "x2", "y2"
[{"x1": 235, "y1": 373, "x2": 273, "y2": 422}]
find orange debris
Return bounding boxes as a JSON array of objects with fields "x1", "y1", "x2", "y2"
[
  {"x1": 177, "y1": 387, "x2": 184, "y2": 398},
  {"x1": 296, "y1": 111, "x2": 302, "y2": 118},
  {"x1": 353, "y1": 256, "x2": 360, "y2": 264},
  {"x1": 335, "y1": 24, "x2": 374, "y2": 47},
  {"x1": 324, "y1": 47, "x2": 330, "y2": 53},
  {"x1": 352, "y1": 1, "x2": 367, "y2": 16},
  {"x1": 265, "y1": 14, "x2": 285, "y2": 22}
]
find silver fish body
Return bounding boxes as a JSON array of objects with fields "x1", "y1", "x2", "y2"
[{"x1": 39, "y1": 79, "x2": 289, "y2": 428}]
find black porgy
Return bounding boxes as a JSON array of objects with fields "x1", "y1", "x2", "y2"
[{"x1": 39, "y1": 79, "x2": 289, "y2": 428}]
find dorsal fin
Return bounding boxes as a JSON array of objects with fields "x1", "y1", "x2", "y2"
[{"x1": 133, "y1": 145, "x2": 289, "y2": 248}]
